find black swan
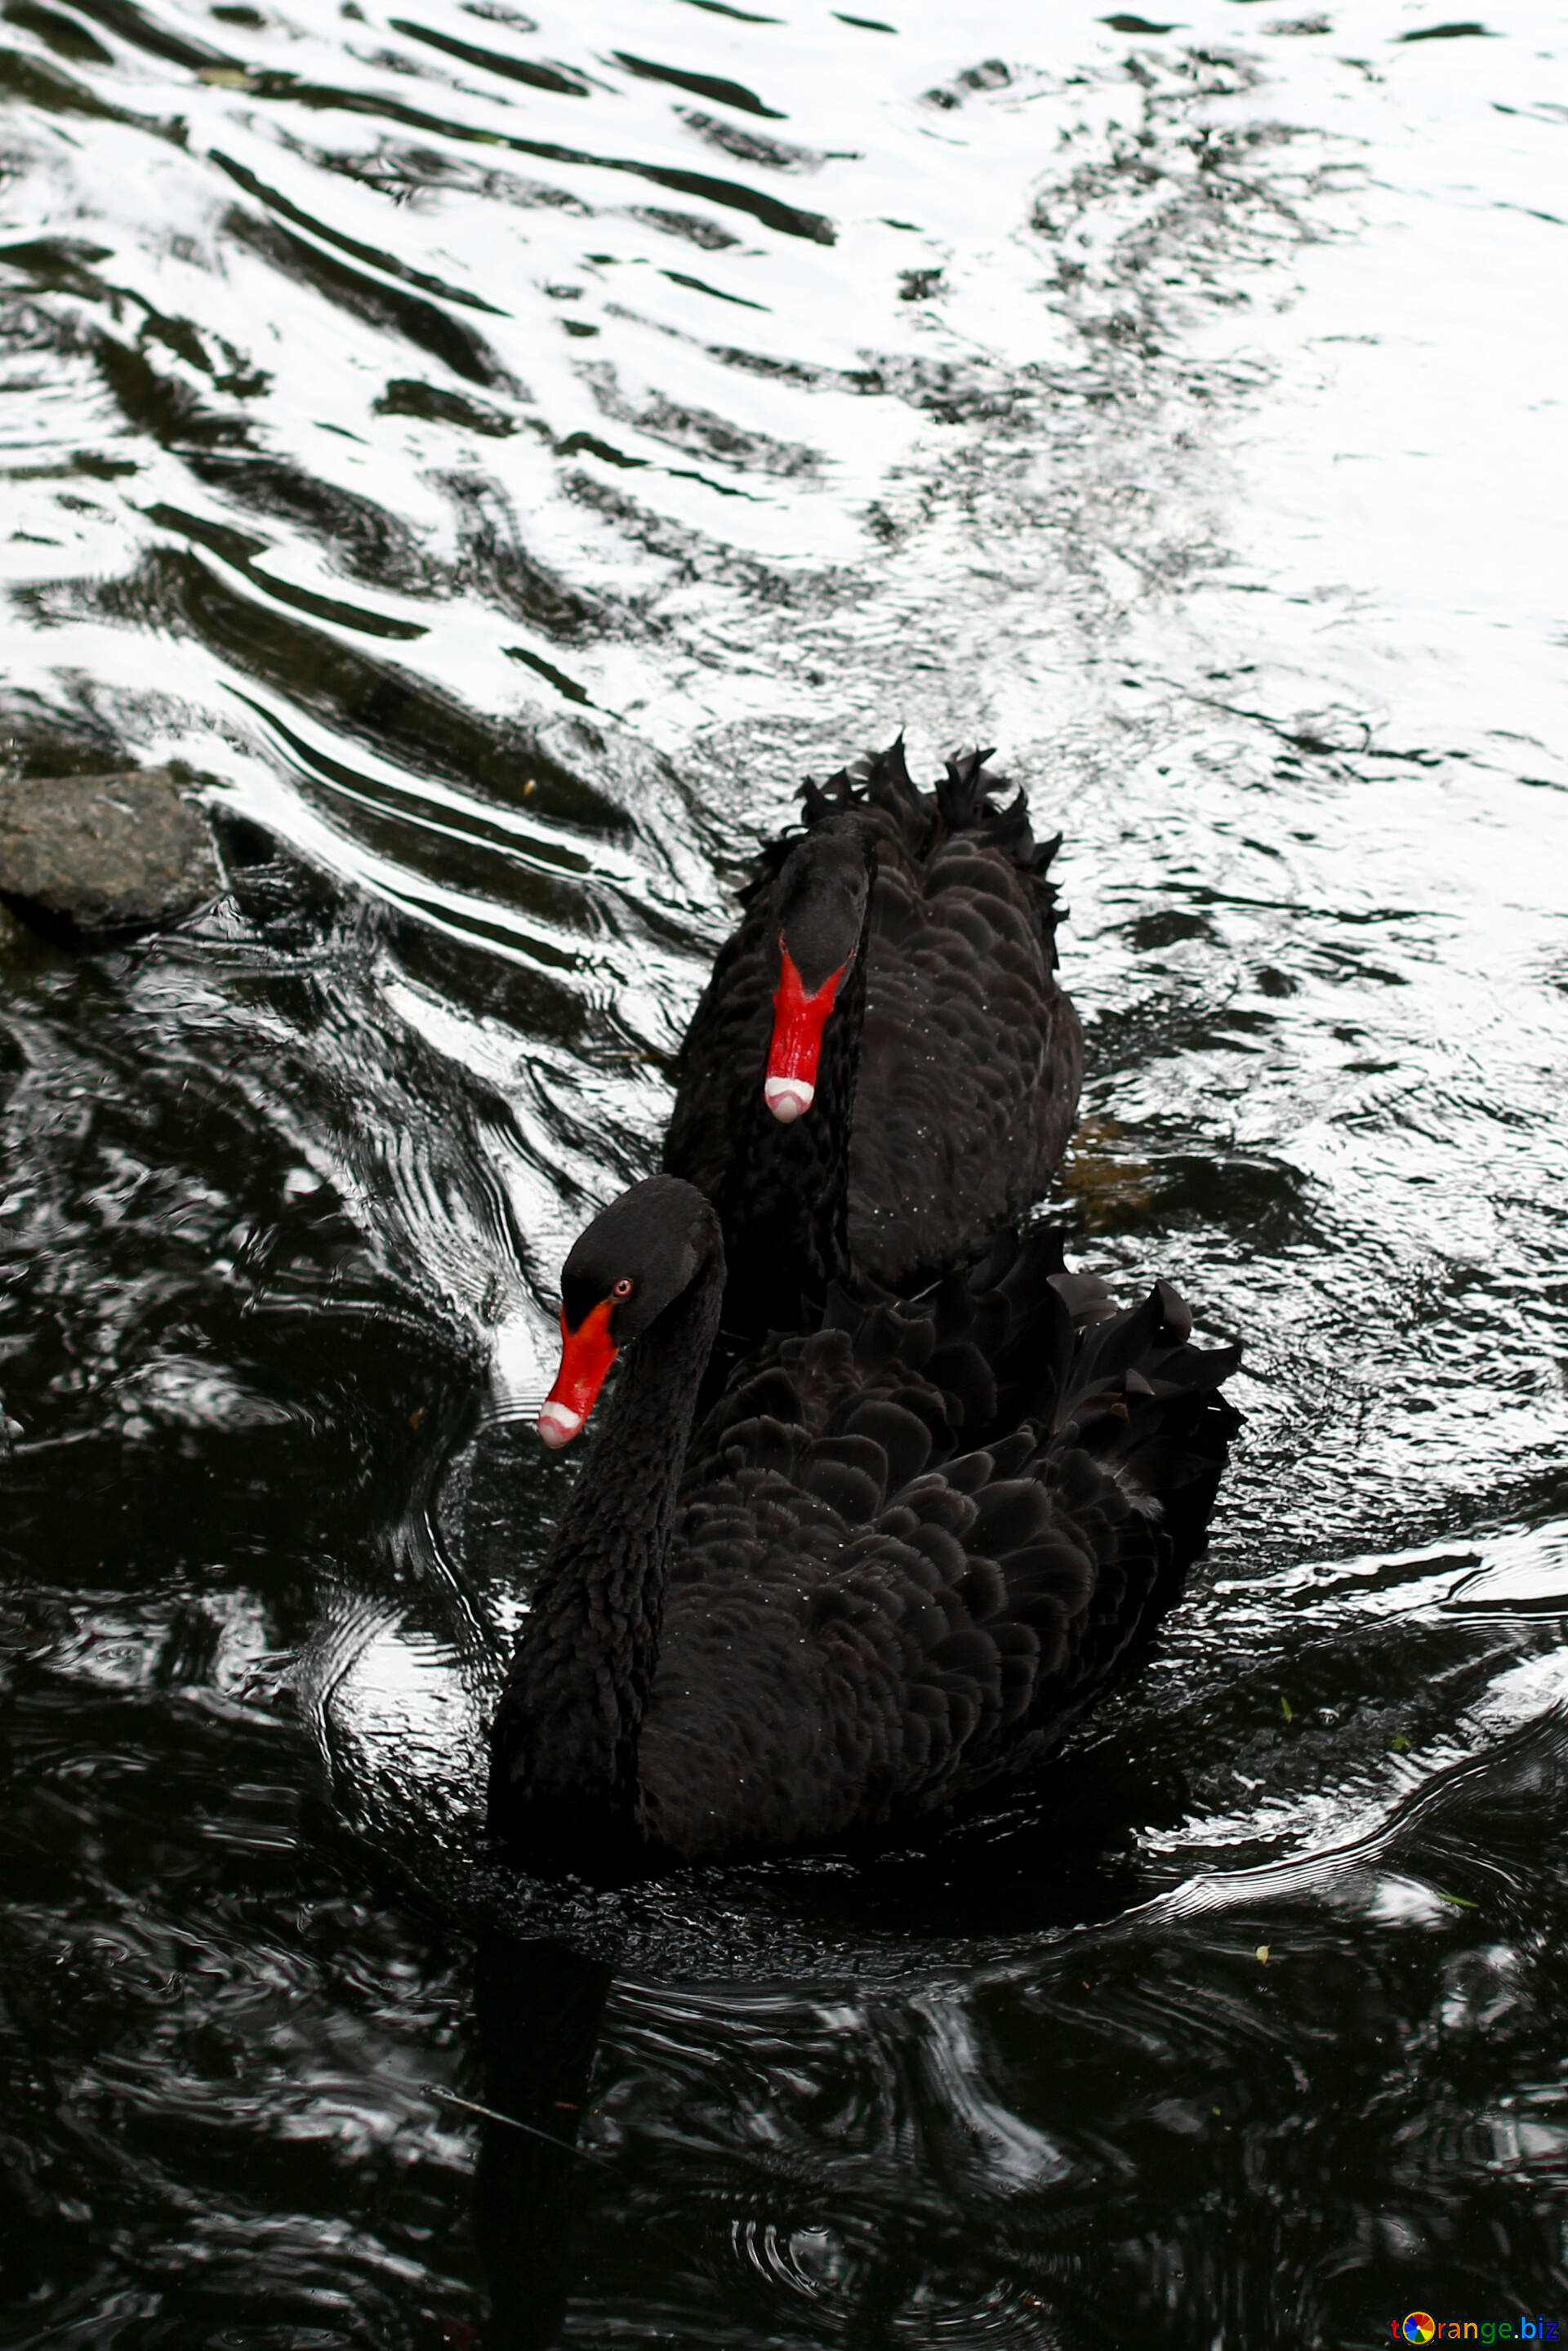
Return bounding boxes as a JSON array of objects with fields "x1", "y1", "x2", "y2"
[
  {"x1": 488, "y1": 1176, "x2": 1238, "y2": 1876},
  {"x1": 662, "y1": 739, "x2": 1085, "y2": 1358}
]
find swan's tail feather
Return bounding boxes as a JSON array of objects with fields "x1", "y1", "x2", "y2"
[
  {"x1": 1051, "y1": 1280, "x2": 1242, "y2": 1583},
  {"x1": 795, "y1": 740, "x2": 1067, "y2": 919},
  {"x1": 812, "y1": 736, "x2": 929, "y2": 857},
  {"x1": 898, "y1": 1221, "x2": 1241, "y2": 1580},
  {"x1": 704, "y1": 1221, "x2": 1238, "y2": 1587},
  {"x1": 934, "y1": 745, "x2": 1000, "y2": 833},
  {"x1": 732, "y1": 737, "x2": 1070, "y2": 960}
]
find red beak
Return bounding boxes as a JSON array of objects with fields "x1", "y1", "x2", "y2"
[
  {"x1": 537, "y1": 1297, "x2": 618, "y2": 1448},
  {"x1": 764, "y1": 941, "x2": 848, "y2": 1123}
]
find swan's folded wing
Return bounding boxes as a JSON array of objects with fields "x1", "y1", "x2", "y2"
[
  {"x1": 640, "y1": 1246, "x2": 1237, "y2": 1859},
  {"x1": 662, "y1": 737, "x2": 1084, "y2": 1302},
  {"x1": 641, "y1": 1432, "x2": 1158, "y2": 1856},
  {"x1": 844, "y1": 746, "x2": 1083, "y2": 1289}
]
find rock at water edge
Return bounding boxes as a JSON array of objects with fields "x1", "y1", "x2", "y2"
[{"x1": 0, "y1": 768, "x2": 222, "y2": 937}]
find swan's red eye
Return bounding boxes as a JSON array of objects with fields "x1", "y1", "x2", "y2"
[{"x1": 612, "y1": 1277, "x2": 634, "y2": 1298}]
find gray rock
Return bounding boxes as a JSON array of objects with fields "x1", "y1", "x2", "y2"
[{"x1": 0, "y1": 768, "x2": 222, "y2": 938}]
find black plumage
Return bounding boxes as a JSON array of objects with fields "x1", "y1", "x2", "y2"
[
  {"x1": 676, "y1": 812, "x2": 875, "y2": 1393},
  {"x1": 488, "y1": 1178, "x2": 1239, "y2": 1877},
  {"x1": 662, "y1": 737, "x2": 1085, "y2": 1355}
]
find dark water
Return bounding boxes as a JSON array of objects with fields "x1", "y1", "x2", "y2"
[{"x1": 3, "y1": 0, "x2": 1568, "y2": 2337}]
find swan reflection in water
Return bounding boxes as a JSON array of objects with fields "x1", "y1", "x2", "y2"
[{"x1": 470, "y1": 1934, "x2": 616, "y2": 2351}]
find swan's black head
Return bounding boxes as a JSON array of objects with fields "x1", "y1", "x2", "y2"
[
  {"x1": 539, "y1": 1176, "x2": 721, "y2": 1448},
  {"x1": 766, "y1": 814, "x2": 873, "y2": 1124}
]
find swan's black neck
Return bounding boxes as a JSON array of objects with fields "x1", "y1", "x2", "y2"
[
  {"x1": 488, "y1": 1244, "x2": 724, "y2": 1875},
  {"x1": 702, "y1": 918, "x2": 869, "y2": 1406}
]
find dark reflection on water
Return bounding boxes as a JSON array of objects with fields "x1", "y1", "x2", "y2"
[{"x1": 3, "y1": 0, "x2": 1568, "y2": 2339}]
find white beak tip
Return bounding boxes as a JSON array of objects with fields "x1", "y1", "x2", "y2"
[
  {"x1": 764, "y1": 1076, "x2": 814, "y2": 1123},
  {"x1": 537, "y1": 1401, "x2": 584, "y2": 1449}
]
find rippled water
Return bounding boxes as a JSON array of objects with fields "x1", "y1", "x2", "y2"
[{"x1": 3, "y1": 0, "x2": 1568, "y2": 2337}]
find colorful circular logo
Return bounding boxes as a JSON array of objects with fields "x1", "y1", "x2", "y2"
[{"x1": 1402, "y1": 2320, "x2": 1437, "y2": 2346}]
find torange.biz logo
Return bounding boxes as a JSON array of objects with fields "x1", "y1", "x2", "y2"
[{"x1": 1391, "y1": 2322, "x2": 1560, "y2": 2344}]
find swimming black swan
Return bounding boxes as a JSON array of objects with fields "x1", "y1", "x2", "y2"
[
  {"x1": 488, "y1": 1176, "x2": 1238, "y2": 1876},
  {"x1": 662, "y1": 738, "x2": 1085, "y2": 1356}
]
